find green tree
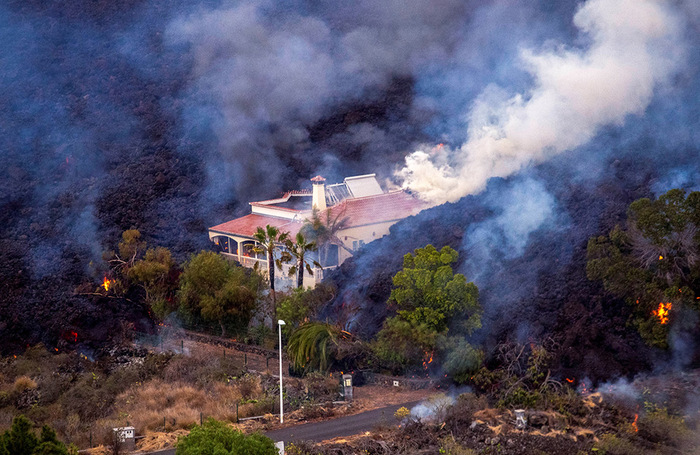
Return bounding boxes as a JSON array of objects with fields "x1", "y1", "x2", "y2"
[
  {"x1": 32, "y1": 426, "x2": 70, "y2": 455},
  {"x1": 276, "y1": 284, "x2": 336, "y2": 337},
  {"x1": 101, "y1": 229, "x2": 148, "y2": 295},
  {"x1": 372, "y1": 317, "x2": 438, "y2": 375},
  {"x1": 178, "y1": 251, "x2": 263, "y2": 336},
  {"x1": 282, "y1": 233, "x2": 320, "y2": 289},
  {"x1": 176, "y1": 419, "x2": 276, "y2": 455},
  {"x1": 2, "y1": 415, "x2": 37, "y2": 455},
  {"x1": 253, "y1": 225, "x2": 290, "y2": 306},
  {"x1": 373, "y1": 245, "x2": 482, "y2": 374},
  {"x1": 0, "y1": 418, "x2": 71, "y2": 455},
  {"x1": 587, "y1": 189, "x2": 700, "y2": 348},
  {"x1": 390, "y1": 245, "x2": 481, "y2": 333},
  {"x1": 129, "y1": 246, "x2": 179, "y2": 319},
  {"x1": 107, "y1": 229, "x2": 147, "y2": 271}
]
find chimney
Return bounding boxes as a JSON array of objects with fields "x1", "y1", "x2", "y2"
[{"x1": 311, "y1": 175, "x2": 327, "y2": 211}]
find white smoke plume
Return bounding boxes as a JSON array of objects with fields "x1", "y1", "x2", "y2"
[{"x1": 398, "y1": 0, "x2": 685, "y2": 205}]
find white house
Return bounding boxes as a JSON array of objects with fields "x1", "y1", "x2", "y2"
[{"x1": 208, "y1": 174, "x2": 426, "y2": 288}]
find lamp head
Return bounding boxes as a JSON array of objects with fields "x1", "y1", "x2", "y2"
[{"x1": 278, "y1": 320, "x2": 286, "y2": 326}]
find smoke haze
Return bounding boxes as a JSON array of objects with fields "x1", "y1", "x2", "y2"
[
  {"x1": 398, "y1": 0, "x2": 686, "y2": 204},
  {"x1": 0, "y1": 0, "x2": 698, "y2": 373}
]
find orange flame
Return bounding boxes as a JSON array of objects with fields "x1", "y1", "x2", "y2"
[
  {"x1": 102, "y1": 276, "x2": 111, "y2": 292},
  {"x1": 565, "y1": 378, "x2": 574, "y2": 383},
  {"x1": 632, "y1": 413, "x2": 639, "y2": 432},
  {"x1": 652, "y1": 302, "x2": 672, "y2": 324},
  {"x1": 659, "y1": 255, "x2": 663, "y2": 260},
  {"x1": 422, "y1": 351, "x2": 434, "y2": 370}
]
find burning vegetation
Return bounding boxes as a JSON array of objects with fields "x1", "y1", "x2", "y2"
[{"x1": 652, "y1": 302, "x2": 672, "y2": 325}]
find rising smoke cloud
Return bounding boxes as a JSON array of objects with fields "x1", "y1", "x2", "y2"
[
  {"x1": 398, "y1": 0, "x2": 685, "y2": 205},
  {"x1": 166, "y1": 0, "x2": 470, "y2": 203}
]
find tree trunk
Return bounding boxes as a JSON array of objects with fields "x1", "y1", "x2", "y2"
[
  {"x1": 268, "y1": 249, "x2": 275, "y2": 292},
  {"x1": 219, "y1": 319, "x2": 226, "y2": 337},
  {"x1": 267, "y1": 248, "x2": 277, "y2": 326},
  {"x1": 297, "y1": 257, "x2": 304, "y2": 288}
]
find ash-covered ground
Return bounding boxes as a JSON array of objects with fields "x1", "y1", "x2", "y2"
[{"x1": 0, "y1": 0, "x2": 698, "y2": 383}]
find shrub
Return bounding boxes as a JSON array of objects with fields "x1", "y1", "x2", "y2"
[
  {"x1": 298, "y1": 404, "x2": 336, "y2": 421},
  {"x1": 592, "y1": 433, "x2": 640, "y2": 455},
  {"x1": 497, "y1": 386, "x2": 541, "y2": 409},
  {"x1": 175, "y1": 418, "x2": 276, "y2": 455},
  {"x1": 372, "y1": 317, "x2": 437, "y2": 374},
  {"x1": 302, "y1": 373, "x2": 338, "y2": 402},
  {"x1": 441, "y1": 340, "x2": 483, "y2": 384},
  {"x1": 237, "y1": 375, "x2": 262, "y2": 401},
  {"x1": 545, "y1": 388, "x2": 588, "y2": 417},
  {"x1": 439, "y1": 436, "x2": 477, "y2": 455},
  {"x1": 637, "y1": 408, "x2": 692, "y2": 447},
  {"x1": 13, "y1": 377, "x2": 38, "y2": 394},
  {"x1": 444, "y1": 393, "x2": 489, "y2": 433},
  {"x1": 394, "y1": 407, "x2": 410, "y2": 420},
  {"x1": 285, "y1": 441, "x2": 319, "y2": 455}
]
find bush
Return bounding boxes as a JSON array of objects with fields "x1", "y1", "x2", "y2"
[
  {"x1": 637, "y1": 408, "x2": 692, "y2": 447},
  {"x1": 302, "y1": 373, "x2": 338, "y2": 402},
  {"x1": 497, "y1": 386, "x2": 541, "y2": 409},
  {"x1": 592, "y1": 433, "x2": 640, "y2": 455},
  {"x1": 372, "y1": 317, "x2": 437, "y2": 374},
  {"x1": 13, "y1": 377, "x2": 38, "y2": 394},
  {"x1": 394, "y1": 407, "x2": 410, "y2": 420},
  {"x1": 444, "y1": 393, "x2": 488, "y2": 434},
  {"x1": 237, "y1": 375, "x2": 262, "y2": 401},
  {"x1": 545, "y1": 388, "x2": 588, "y2": 417},
  {"x1": 175, "y1": 418, "x2": 276, "y2": 455},
  {"x1": 439, "y1": 436, "x2": 477, "y2": 455},
  {"x1": 440, "y1": 337, "x2": 483, "y2": 383},
  {"x1": 285, "y1": 441, "x2": 319, "y2": 455}
]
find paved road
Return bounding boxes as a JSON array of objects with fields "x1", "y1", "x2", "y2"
[
  {"x1": 142, "y1": 400, "x2": 420, "y2": 454},
  {"x1": 264, "y1": 400, "x2": 421, "y2": 443}
]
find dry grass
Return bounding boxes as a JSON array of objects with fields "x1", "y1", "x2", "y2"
[
  {"x1": 81, "y1": 445, "x2": 111, "y2": 455},
  {"x1": 137, "y1": 429, "x2": 189, "y2": 452},
  {"x1": 13, "y1": 376, "x2": 37, "y2": 393},
  {"x1": 101, "y1": 379, "x2": 240, "y2": 431},
  {"x1": 95, "y1": 376, "x2": 274, "y2": 437}
]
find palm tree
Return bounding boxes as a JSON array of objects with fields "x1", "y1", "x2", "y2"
[
  {"x1": 283, "y1": 232, "x2": 321, "y2": 288},
  {"x1": 303, "y1": 207, "x2": 350, "y2": 267},
  {"x1": 287, "y1": 322, "x2": 341, "y2": 373},
  {"x1": 253, "y1": 225, "x2": 289, "y2": 307}
]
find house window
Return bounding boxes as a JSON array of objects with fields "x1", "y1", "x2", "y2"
[
  {"x1": 214, "y1": 236, "x2": 230, "y2": 254},
  {"x1": 323, "y1": 245, "x2": 339, "y2": 267},
  {"x1": 241, "y1": 241, "x2": 264, "y2": 259}
]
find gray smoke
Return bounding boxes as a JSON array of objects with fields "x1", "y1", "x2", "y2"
[{"x1": 166, "y1": 0, "x2": 471, "y2": 203}]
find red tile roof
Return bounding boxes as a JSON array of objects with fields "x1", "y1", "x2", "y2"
[
  {"x1": 209, "y1": 191, "x2": 426, "y2": 239},
  {"x1": 209, "y1": 214, "x2": 304, "y2": 239},
  {"x1": 327, "y1": 190, "x2": 427, "y2": 228}
]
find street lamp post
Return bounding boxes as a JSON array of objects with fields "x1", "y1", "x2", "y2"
[{"x1": 278, "y1": 319, "x2": 286, "y2": 423}]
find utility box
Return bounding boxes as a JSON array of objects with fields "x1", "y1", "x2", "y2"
[
  {"x1": 342, "y1": 374, "x2": 353, "y2": 401},
  {"x1": 514, "y1": 409, "x2": 527, "y2": 429},
  {"x1": 113, "y1": 426, "x2": 135, "y2": 452}
]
